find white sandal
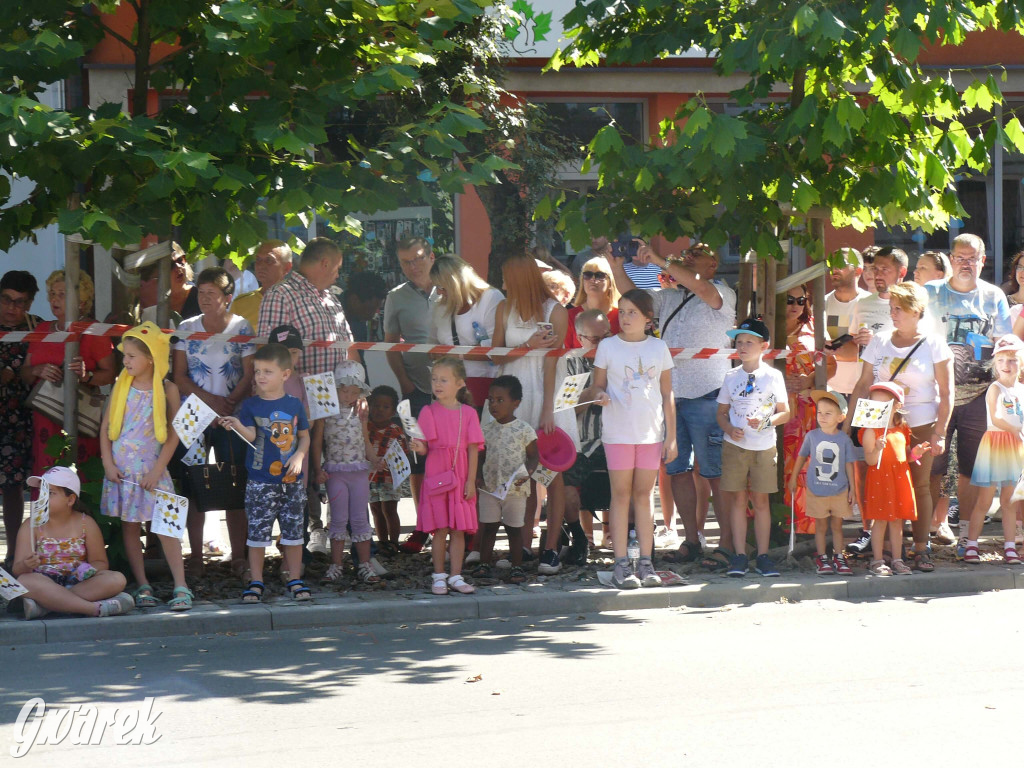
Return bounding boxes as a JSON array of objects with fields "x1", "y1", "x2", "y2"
[{"x1": 447, "y1": 574, "x2": 475, "y2": 594}]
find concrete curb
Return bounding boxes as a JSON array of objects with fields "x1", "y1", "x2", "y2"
[{"x1": 2, "y1": 566, "x2": 1021, "y2": 646}]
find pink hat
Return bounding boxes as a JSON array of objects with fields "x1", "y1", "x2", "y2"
[
  {"x1": 536, "y1": 427, "x2": 576, "y2": 472},
  {"x1": 869, "y1": 381, "x2": 905, "y2": 405},
  {"x1": 993, "y1": 334, "x2": 1024, "y2": 355}
]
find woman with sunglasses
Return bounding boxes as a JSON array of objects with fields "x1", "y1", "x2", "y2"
[
  {"x1": 564, "y1": 256, "x2": 621, "y2": 349},
  {"x1": 783, "y1": 284, "x2": 836, "y2": 536}
]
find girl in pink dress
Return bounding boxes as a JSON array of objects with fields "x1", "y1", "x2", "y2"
[{"x1": 410, "y1": 357, "x2": 484, "y2": 595}]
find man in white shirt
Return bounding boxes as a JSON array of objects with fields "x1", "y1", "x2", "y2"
[
  {"x1": 824, "y1": 247, "x2": 869, "y2": 398},
  {"x1": 849, "y1": 247, "x2": 908, "y2": 347}
]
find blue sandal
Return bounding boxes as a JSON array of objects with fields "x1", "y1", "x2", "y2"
[
  {"x1": 286, "y1": 579, "x2": 312, "y2": 601},
  {"x1": 132, "y1": 584, "x2": 158, "y2": 608},
  {"x1": 241, "y1": 580, "x2": 265, "y2": 603},
  {"x1": 168, "y1": 586, "x2": 194, "y2": 611}
]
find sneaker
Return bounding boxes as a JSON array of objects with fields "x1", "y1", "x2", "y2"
[
  {"x1": 932, "y1": 521, "x2": 956, "y2": 545},
  {"x1": 464, "y1": 550, "x2": 481, "y2": 566},
  {"x1": 832, "y1": 553, "x2": 853, "y2": 576},
  {"x1": 357, "y1": 562, "x2": 381, "y2": 584},
  {"x1": 698, "y1": 531, "x2": 708, "y2": 550},
  {"x1": 851, "y1": 503, "x2": 862, "y2": 522},
  {"x1": 726, "y1": 553, "x2": 748, "y2": 577},
  {"x1": 814, "y1": 554, "x2": 834, "y2": 575},
  {"x1": 22, "y1": 598, "x2": 48, "y2": 620},
  {"x1": 537, "y1": 549, "x2": 562, "y2": 575},
  {"x1": 637, "y1": 558, "x2": 662, "y2": 587},
  {"x1": 563, "y1": 536, "x2": 589, "y2": 566},
  {"x1": 947, "y1": 503, "x2": 960, "y2": 527},
  {"x1": 611, "y1": 559, "x2": 641, "y2": 589},
  {"x1": 321, "y1": 564, "x2": 345, "y2": 584},
  {"x1": 368, "y1": 557, "x2": 389, "y2": 577},
  {"x1": 956, "y1": 537, "x2": 967, "y2": 560},
  {"x1": 848, "y1": 529, "x2": 871, "y2": 555},
  {"x1": 399, "y1": 530, "x2": 429, "y2": 554},
  {"x1": 308, "y1": 527, "x2": 330, "y2": 556},
  {"x1": 755, "y1": 554, "x2": 780, "y2": 577},
  {"x1": 654, "y1": 525, "x2": 677, "y2": 546},
  {"x1": 96, "y1": 592, "x2": 134, "y2": 617}
]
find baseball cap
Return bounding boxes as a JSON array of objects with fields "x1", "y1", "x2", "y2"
[
  {"x1": 811, "y1": 389, "x2": 848, "y2": 414},
  {"x1": 726, "y1": 317, "x2": 771, "y2": 344},
  {"x1": 269, "y1": 324, "x2": 303, "y2": 351},
  {"x1": 993, "y1": 334, "x2": 1024, "y2": 355},
  {"x1": 27, "y1": 466, "x2": 81, "y2": 496},
  {"x1": 869, "y1": 381, "x2": 905, "y2": 405}
]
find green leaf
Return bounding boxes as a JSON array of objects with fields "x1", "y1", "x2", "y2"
[
  {"x1": 792, "y1": 5, "x2": 817, "y2": 36},
  {"x1": 1004, "y1": 117, "x2": 1024, "y2": 154},
  {"x1": 635, "y1": 166, "x2": 655, "y2": 192}
]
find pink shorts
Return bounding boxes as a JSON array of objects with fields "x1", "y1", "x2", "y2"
[{"x1": 604, "y1": 443, "x2": 662, "y2": 471}]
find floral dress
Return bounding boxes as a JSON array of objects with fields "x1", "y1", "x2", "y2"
[
  {"x1": 784, "y1": 322, "x2": 817, "y2": 534},
  {"x1": 0, "y1": 315, "x2": 38, "y2": 488},
  {"x1": 100, "y1": 386, "x2": 174, "y2": 523}
]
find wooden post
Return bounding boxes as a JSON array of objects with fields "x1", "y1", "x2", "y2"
[
  {"x1": 809, "y1": 218, "x2": 827, "y2": 388},
  {"x1": 63, "y1": 239, "x2": 81, "y2": 457},
  {"x1": 737, "y1": 257, "x2": 754, "y2": 321}
]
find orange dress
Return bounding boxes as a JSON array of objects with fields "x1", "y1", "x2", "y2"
[{"x1": 863, "y1": 425, "x2": 917, "y2": 522}]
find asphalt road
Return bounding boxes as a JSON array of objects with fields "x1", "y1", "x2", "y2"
[{"x1": 3, "y1": 591, "x2": 1022, "y2": 766}]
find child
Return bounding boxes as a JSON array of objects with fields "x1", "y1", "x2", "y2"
[
  {"x1": 219, "y1": 343, "x2": 311, "y2": 602},
  {"x1": 100, "y1": 322, "x2": 192, "y2": 609},
  {"x1": 474, "y1": 375, "x2": 539, "y2": 584},
  {"x1": 593, "y1": 290, "x2": 677, "y2": 589},
  {"x1": 317, "y1": 361, "x2": 379, "y2": 585},
  {"x1": 271, "y1": 324, "x2": 327, "y2": 561},
  {"x1": 965, "y1": 334, "x2": 1024, "y2": 565},
  {"x1": 366, "y1": 385, "x2": 407, "y2": 553},
  {"x1": 789, "y1": 390, "x2": 857, "y2": 575},
  {"x1": 862, "y1": 382, "x2": 927, "y2": 576},
  {"x1": 717, "y1": 318, "x2": 791, "y2": 578},
  {"x1": 409, "y1": 356, "x2": 484, "y2": 595},
  {"x1": 12, "y1": 466, "x2": 132, "y2": 619}
]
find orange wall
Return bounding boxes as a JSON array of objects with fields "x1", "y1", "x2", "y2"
[
  {"x1": 85, "y1": 5, "x2": 179, "y2": 66},
  {"x1": 920, "y1": 28, "x2": 1024, "y2": 66},
  {"x1": 458, "y1": 186, "x2": 493, "y2": 274}
]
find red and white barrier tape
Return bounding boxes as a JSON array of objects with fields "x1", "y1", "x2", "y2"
[{"x1": 0, "y1": 321, "x2": 786, "y2": 361}]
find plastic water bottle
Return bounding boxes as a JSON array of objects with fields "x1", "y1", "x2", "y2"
[
  {"x1": 627, "y1": 529, "x2": 640, "y2": 574},
  {"x1": 472, "y1": 321, "x2": 493, "y2": 365}
]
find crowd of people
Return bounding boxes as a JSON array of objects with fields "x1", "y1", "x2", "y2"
[{"x1": 3, "y1": 231, "x2": 1024, "y2": 619}]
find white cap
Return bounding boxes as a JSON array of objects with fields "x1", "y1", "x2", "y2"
[{"x1": 27, "y1": 466, "x2": 81, "y2": 496}]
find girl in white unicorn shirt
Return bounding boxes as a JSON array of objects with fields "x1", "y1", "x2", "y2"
[{"x1": 592, "y1": 289, "x2": 677, "y2": 589}]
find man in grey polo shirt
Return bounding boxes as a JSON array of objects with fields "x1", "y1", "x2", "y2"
[
  {"x1": 384, "y1": 236, "x2": 437, "y2": 552},
  {"x1": 610, "y1": 242, "x2": 737, "y2": 565}
]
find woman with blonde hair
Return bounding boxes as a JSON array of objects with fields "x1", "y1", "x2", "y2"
[
  {"x1": 23, "y1": 270, "x2": 115, "y2": 474},
  {"x1": 429, "y1": 255, "x2": 504, "y2": 407},
  {"x1": 565, "y1": 255, "x2": 622, "y2": 348},
  {"x1": 493, "y1": 253, "x2": 580, "y2": 573}
]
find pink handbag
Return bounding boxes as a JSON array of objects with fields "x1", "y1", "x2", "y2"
[{"x1": 426, "y1": 408, "x2": 461, "y2": 496}]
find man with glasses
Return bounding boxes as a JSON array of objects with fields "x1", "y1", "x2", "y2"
[
  {"x1": 384, "y1": 236, "x2": 438, "y2": 553},
  {"x1": 609, "y1": 242, "x2": 737, "y2": 565},
  {"x1": 925, "y1": 233, "x2": 1012, "y2": 555}
]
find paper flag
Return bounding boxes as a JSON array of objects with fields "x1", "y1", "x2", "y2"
[
  {"x1": 31, "y1": 478, "x2": 50, "y2": 528},
  {"x1": 396, "y1": 399, "x2": 425, "y2": 440},
  {"x1": 181, "y1": 439, "x2": 208, "y2": 467},
  {"x1": 0, "y1": 567, "x2": 28, "y2": 601},
  {"x1": 304, "y1": 371, "x2": 341, "y2": 421},
  {"x1": 172, "y1": 394, "x2": 218, "y2": 448},
  {"x1": 383, "y1": 438, "x2": 412, "y2": 489},
  {"x1": 531, "y1": 466, "x2": 558, "y2": 488},
  {"x1": 481, "y1": 463, "x2": 530, "y2": 500},
  {"x1": 851, "y1": 398, "x2": 893, "y2": 429},
  {"x1": 552, "y1": 373, "x2": 591, "y2": 412},
  {"x1": 151, "y1": 489, "x2": 188, "y2": 539}
]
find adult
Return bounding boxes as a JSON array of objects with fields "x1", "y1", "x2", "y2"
[
  {"x1": 428, "y1": 255, "x2": 504, "y2": 407},
  {"x1": 493, "y1": 252, "x2": 580, "y2": 573},
  {"x1": 823, "y1": 247, "x2": 869, "y2": 398},
  {"x1": 925, "y1": 233, "x2": 1012, "y2": 548},
  {"x1": 564, "y1": 255, "x2": 621, "y2": 349},
  {"x1": 542, "y1": 270, "x2": 576, "y2": 307},
  {"x1": 341, "y1": 271, "x2": 388, "y2": 343},
  {"x1": 0, "y1": 270, "x2": 41, "y2": 571},
  {"x1": 783, "y1": 284, "x2": 835, "y2": 535},
  {"x1": 850, "y1": 247, "x2": 909, "y2": 345},
  {"x1": 383, "y1": 236, "x2": 437, "y2": 552},
  {"x1": 1002, "y1": 250, "x2": 1024, "y2": 331},
  {"x1": 914, "y1": 250, "x2": 950, "y2": 287},
  {"x1": 231, "y1": 240, "x2": 294, "y2": 330},
  {"x1": 611, "y1": 242, "x2": 737, "y2": 567},
  {"x1": 22, "y1": 271, "x2": 116, "y2": 475},
  {"x1": 848, "y1": 282, "x2": 952, "y2": 571},
  {"x1": 173, "y1": 267, "x2": 256, "y2": 577},
  {"x1": 258, "y1": 237, "x2": 351, "y2": 376},
  {"x1": 139, "y1": 246, "x2": 200, "y2": 328}
]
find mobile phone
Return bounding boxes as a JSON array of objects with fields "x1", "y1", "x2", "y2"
[
  {"x1": 610, "y1": 232, "x2": 639, "y2": 263},
  {"x1": 826, "y1": 333, "x2": 853, "y2": 351},
  {"x1": 537, "y1": 322, "x2": 554, "y2": 334}
]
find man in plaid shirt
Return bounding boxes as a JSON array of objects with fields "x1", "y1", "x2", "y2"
[{"x1": 257, "y1": 237, "x2": 352, "y2": 376}]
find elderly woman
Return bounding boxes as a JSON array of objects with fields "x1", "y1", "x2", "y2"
[
  {"x1": 565, "y1": 255, "x2": 621, "y2": 348},
  {"x1": 22, "y1": 271, "x2": 116, "y2": 476},
  {"x1": 848, "y1": 281, "x2": 953, "y2": 571},
  {"x1": 428, "y1": 255, "x2": 504, "y2": 408},
  {"x1": 1, "y1": 270, "x2": 42, "y2": 571},
  {"x1": 172, "y1": 267, "x2": 256, "y2": 576}
]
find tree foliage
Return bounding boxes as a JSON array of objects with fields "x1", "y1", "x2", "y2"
[
  {"x1": 0, "y1": 0, "x2": 516, "y2": 256},
  {"x1": 549, "y1": 0, "x2": 1024, "y2": 260}
]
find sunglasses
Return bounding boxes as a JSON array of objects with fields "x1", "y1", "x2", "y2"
[
  {"x1": 582, "y1": 271, "x2": 608, "y2": 281},
  {"x1": 579, "y1": 333, "x2": 608, "y2": 344},
  {"x1": 742, "y1": 373, "x2": 756, "y2": 396},
  {"x1": 786, "y1": 296, "x2": 807, "y2": 306}
]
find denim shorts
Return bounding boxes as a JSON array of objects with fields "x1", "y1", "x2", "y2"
[{"x1": 664, "y1": 390, "x2": 724, "y2": 478}]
